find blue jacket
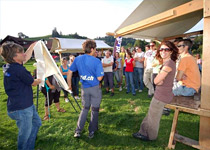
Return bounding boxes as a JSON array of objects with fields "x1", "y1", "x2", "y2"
[{"x1": 3, "y1": 63, "x2": 34, "y2": 111}]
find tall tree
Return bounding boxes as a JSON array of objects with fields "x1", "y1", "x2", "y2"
[{"x1": 52, "y1": 27, "x2": 60, "y2": 37}]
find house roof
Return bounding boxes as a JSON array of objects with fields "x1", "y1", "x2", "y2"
[
  {"x1": 0, "y1": 35, "x2": 53, "y2": 50},
  {"x1": 0, "y1": 35, "x2": 34, "y2": 49}
]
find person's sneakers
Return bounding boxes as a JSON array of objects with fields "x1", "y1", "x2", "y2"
[
  {"x1": 132, "y1": 132, "x2": 150, "y2": 141},
  {"x1": 88, "y1": 131, "x2": 95, "y2": 139},
  {"x1": 110, "y1": 92, "x2": 114, "y2": 96},
  {"x1": 139, "y1": 90, "x2": 143, "y2": 93},
  {"x1": 65, "y1": 98, "x2": 69, "y2": 103},
  {"x1": 133, "y1": 93, "x2": 136, "y2": 96},
  {"x1": 119, "y1": 86, "x2": 122, "y2": 91},
  {"x1": 75, "y1": 96, "x2": 80, "y2": 100},
  {"x1": 74, "y1": 132, "x2": 81, "y2": 138},
  {"x1": 105, "y1": 90, "x2": 109, "y2": 94},
  {"x1": 148, "y1": 94, "x2": 153, "y2": 98},
  {"x1": 162, "y1": 108, "x2": 171, "y2": 116},
  {"x1": 109, "y1": 89, "x2": 112, "y2": 92}
]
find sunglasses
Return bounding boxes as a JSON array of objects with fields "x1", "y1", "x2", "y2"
[
  {"x1": 159, "y1": 48, "x2": 171, "y2": 52},
  {"x1": 177, "y1": 44, "x2": 185, "y2": 48},
  {"x1": 150, "y1": 45, "x2": 155, "y2": 47}
]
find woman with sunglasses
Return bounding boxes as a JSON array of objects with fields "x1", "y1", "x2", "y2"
[{"x1": 133, "y1": 41, "x2": 178, "y2": 141}]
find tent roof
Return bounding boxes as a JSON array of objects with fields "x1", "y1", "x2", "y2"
[
  {"x1": 113, "y1": 0, "x2": 203, "y2": 40},
  {"x1": 50, "y1": 38, "x2": 112, "y2": 53}
]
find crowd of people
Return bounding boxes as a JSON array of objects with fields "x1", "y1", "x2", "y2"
[{"x1": 0, "y1": 37, "x2": 202, "y2": 149}]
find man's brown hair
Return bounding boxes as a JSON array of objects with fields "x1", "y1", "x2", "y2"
[
  {"x1": 0, "y1": 42, "x2": 24, "y2": 64},
  {"x1": 82, "y1": 39, "x2": 96, "y2": 54}
]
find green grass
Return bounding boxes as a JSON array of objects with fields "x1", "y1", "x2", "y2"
[{"x1": 0, "y1": 61, "x2": 199, "y2": 150}]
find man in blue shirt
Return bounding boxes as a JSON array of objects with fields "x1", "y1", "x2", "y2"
[
  {"x1": 67, "y1": 39, "x2": 104, "y2": 138},
  {"x1": 1, "y1": 42, "x2": 42, "y2": 150}
]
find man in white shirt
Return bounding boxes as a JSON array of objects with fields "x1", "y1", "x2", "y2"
[
  {"x1": 144, "y1": 41, "x2": 156, "y2": 97},
  {"x1": 134, "y1": 46, "x2": 145, "y2": 93},
  {"x1": 102, "y1": 51, "x2": 114, "y2": 96}
]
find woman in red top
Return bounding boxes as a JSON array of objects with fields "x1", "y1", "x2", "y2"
[{"x1": 125, "y1": 50, "x2": 136, "y2": 95}]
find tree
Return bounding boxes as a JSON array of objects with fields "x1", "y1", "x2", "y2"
[
  {"x1": 18, "y1": 32, "x2": 29, "y2": 38},
  {"x1": 134, "y1": 39, "x2": 149, "y2": 51},
  {"x1": 191, "y1": 35, "x2": 203, "y2": 54},
  {"x1": 52, "y1": 27, "x2": 60, "y2": 37},
  {"x1": 134, "y1": 40, "x2": 141, "y2": 47}
]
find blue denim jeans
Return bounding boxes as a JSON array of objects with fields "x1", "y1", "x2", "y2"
[
  {"x1": 114, "y1": 69, "x2": 122, "y2": 84},
  {"x1": 198, "y1": 64, "x2": 202, "y2": 72},
  {"x1": 8, "y1": 105, "x2": 42, "y2": 150},
  {"x1": 134, "y1": 67, "x2": 144, "y2": 90},
  {"x1": 125, "y1": 72, "x2": 135, "y2": 94},
  {"x1": 72, "y1": 76, "x2": 80, "y2": 96},
  {"x1": 173, "y1": 82, "x2": 196, "y2": 96}
]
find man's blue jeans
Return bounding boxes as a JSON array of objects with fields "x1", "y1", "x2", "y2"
[
  {"x1": 72, "y1": 76, "x2": 80, "y2": 96},
  {"x1": 125, "y1": 72, "x2": 135, "y2": 94},
  {"x1": 173, "y1": 82, "x2": 196, "y2": 96},
  {"x1": 8, "y1": 105, "x2": 42, "y2": 150},
  {"x1": 134, "y1": 67, "x2": 144, "y2": 90}
]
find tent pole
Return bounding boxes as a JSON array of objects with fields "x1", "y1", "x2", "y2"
[
  {"x1": 36, "y1": 85, "x2": 39, "y2": 112},
  {"x1": 59, "y1": 52, "x2": 62, "y2": 64}
]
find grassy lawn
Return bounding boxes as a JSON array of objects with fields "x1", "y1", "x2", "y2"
[{"x1": 0, "y1": 61, "x2": 199, "y2": 150}]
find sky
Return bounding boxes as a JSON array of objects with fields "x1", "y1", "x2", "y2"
[
  {"x1": 0, "y1": 0, "x2": 203, "y2": 40},
  {"x1": 0, "y1": 0, "x2": 142, "y2": 39}
]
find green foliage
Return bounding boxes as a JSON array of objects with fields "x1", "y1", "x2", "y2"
[
  {"x1": 25, "y1": 33, "x2": 88, "y2": 42},
  {"x1": 95, "y1": 36, "x2": 148, "y2": 50},
  {"x1": 0, "y1": 61, "x2": 199, "y2": 150},
  {"x1": 134, "y1": 40, "x2": 149, "y2": 51},
  {"x1": 52, "y1": 27, "x2": 60, "y2": 37},
  {"x1": 122, "y1": 38, "x2": 136, "y2": 48},
  {"x1": 192, "y1": 45, "x2": 203, "y2": 55},
  {"x1": 0, "y1": 56, "x2": 4, "y2": 67},
  {"x1": 62, "y1": 32, "x2": 88, "y2": 39},
  {"x1": 126, "y1": 43, "x2": 133, "y2": 49},
  {"x1": 192, "y1": 35, "x2": 203, "y2": 55},
  {"x1": 95, "y1": 36, "x2": 115, "y2": 47},
  {"x1": 24, "y1": 35, "x2": 52, "y2": 41}
]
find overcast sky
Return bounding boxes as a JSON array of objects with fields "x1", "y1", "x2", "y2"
[{"x1": 0, "y1": 0, "x2": 142, "y2": 39}]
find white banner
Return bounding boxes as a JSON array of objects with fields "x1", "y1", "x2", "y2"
[{"x1": 33, "y1": 41, "x2": 70, "y2": 92}]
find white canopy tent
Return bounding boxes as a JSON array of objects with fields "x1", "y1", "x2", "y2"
[
  {"x1": 50, "y1": 38, "x2": 112, "y2": 54},
  {"x1": 109, "y1": 0, "x2": 203, "y2": 40}
]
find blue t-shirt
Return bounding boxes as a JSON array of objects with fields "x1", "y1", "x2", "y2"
[
  {"x1": 70, "y1": 54, "x2": 104, "y2": 88},
  {"x1": 3, "y1": 63, "x2": 34, "y2": 111},
  {"x1": 61, "y1": 65, "x2": 69, "y2": 79}
]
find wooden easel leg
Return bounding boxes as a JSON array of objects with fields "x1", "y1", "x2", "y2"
[{"x1": 168, "y1": 108, "x2": 179, "y2": 149}]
